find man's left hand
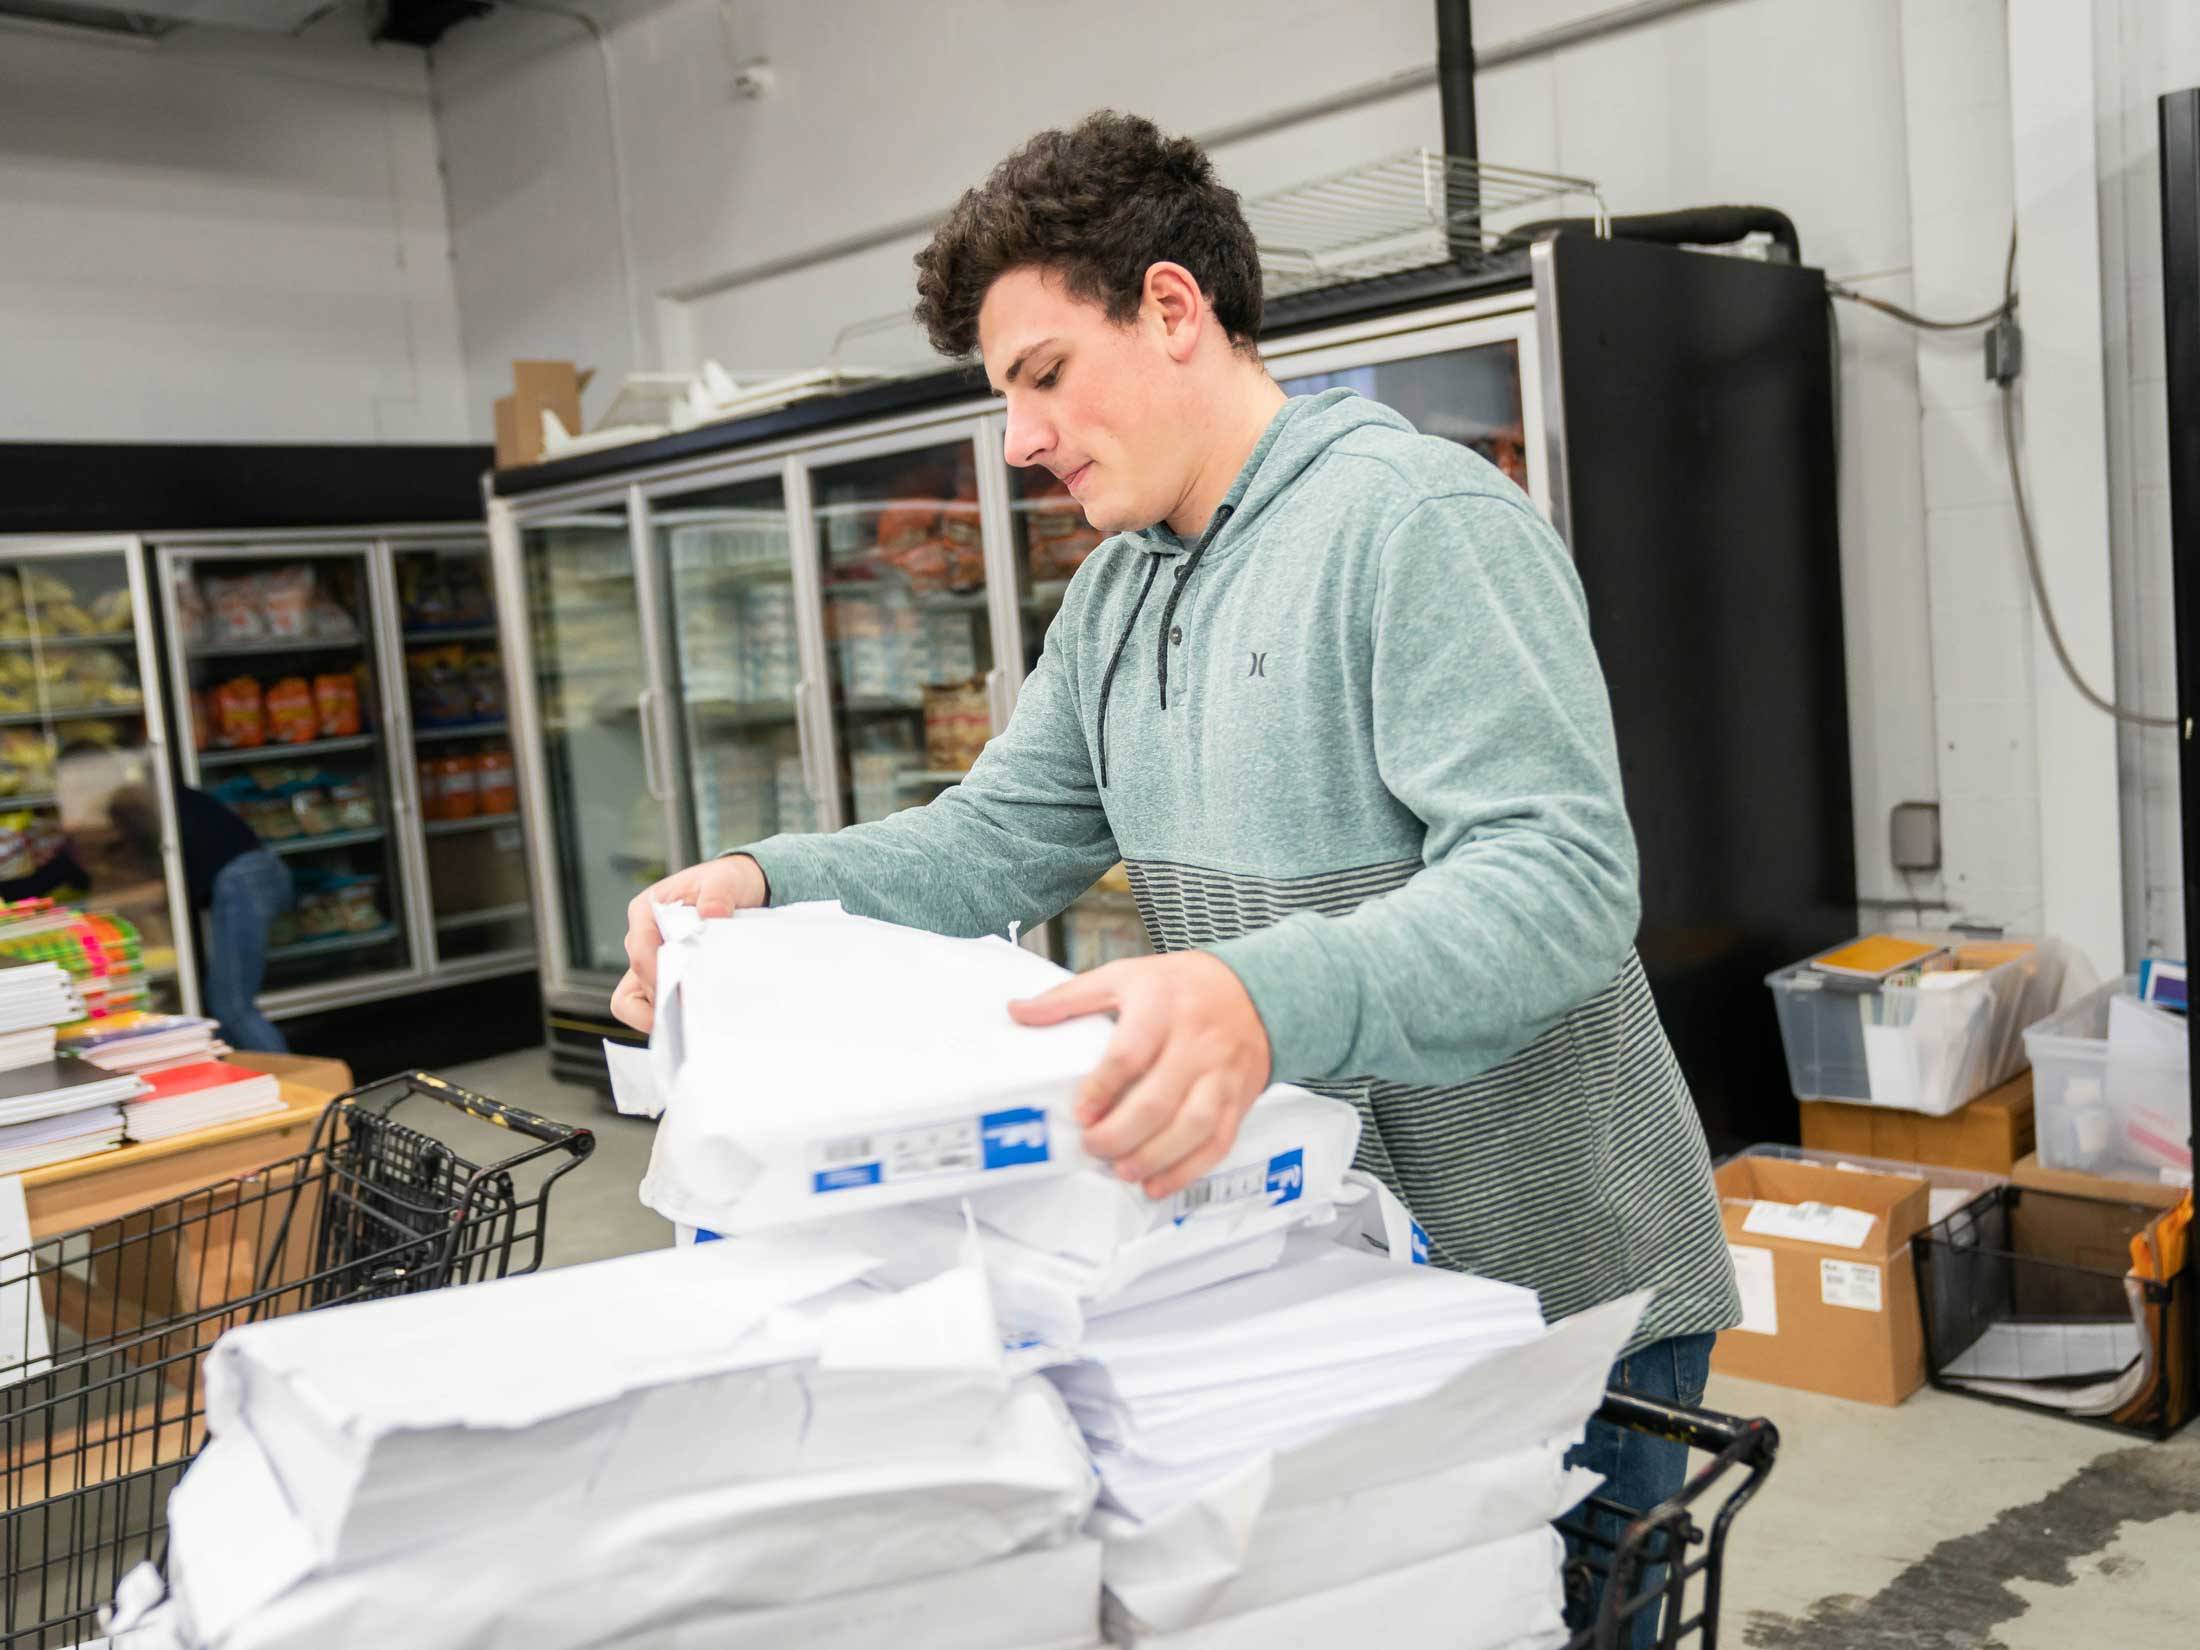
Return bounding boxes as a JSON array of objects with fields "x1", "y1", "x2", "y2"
[{"x1": 1008, "y1": 951, "x2": 1272, "y2": 1199}]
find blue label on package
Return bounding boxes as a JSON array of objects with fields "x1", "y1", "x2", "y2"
[
  {"x1": 812, "y1": 1163, "x2": 884, "y2": 1194},
  {"x1": 695, "y1": 1228, "x2": 724, "y2": 1244},
  {"x1": 1409, "y1": 1220, "x2": 1431, "y2": 1265},
  {"x1": 1266, "y1": 1148, "x2": 1305, "y2": 1204},
  {"x1": 980, "y1": 1107, "x2": 1051, "y2": 1170}
]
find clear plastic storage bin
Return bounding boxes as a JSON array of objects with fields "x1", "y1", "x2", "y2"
[
  {"x1": 1765, "y1": 935, "x2": 2066, "y2": 1117},
  {"x1": 2027, "y1": 975, "x2": 2191, "y2": 1185}
]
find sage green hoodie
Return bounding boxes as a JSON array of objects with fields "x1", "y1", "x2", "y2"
[{"x1": 744, "y1": 388, "x2": 1739, "y2": 1348}]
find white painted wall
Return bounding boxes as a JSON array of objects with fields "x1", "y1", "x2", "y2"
[
  {"x1": 0, "y1": 9, "x2": 469, "y2": 443},
  {"x1": 430, "y1": 0, "x2": 2188, "y2": 968}
]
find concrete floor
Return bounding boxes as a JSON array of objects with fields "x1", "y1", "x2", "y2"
[{"x1": 441, "y1": 1045, "x2": 2200, "y2": 1650}]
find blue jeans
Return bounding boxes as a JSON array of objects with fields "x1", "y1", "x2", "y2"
[
  {"x1": 1563, "y1": 1330, "x2": 1716, "y2": 1649},
  {"x1": 205, "y1": 848, "x2": 294, "y2": 1053}
]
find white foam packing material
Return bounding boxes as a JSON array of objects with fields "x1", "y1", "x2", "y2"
[{"x1": 637, "y1": 903, "x2": 1116, "y2": 1232}]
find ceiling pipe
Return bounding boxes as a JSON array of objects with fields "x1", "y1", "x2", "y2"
[{"x1": 1434, "y1": 0, "x2": 1480, "y2": 265}]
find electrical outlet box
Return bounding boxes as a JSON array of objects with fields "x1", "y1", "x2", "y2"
[{"x1": 1890, "y1": 801, "x2": 1941, "y2": 872}]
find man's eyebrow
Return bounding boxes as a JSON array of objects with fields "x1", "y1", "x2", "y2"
[{"x1": 998, "y1": 338, "x2": 1059, "y2": 391}]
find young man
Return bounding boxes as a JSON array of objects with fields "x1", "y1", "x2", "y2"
[{"x1": 614, "y1": 112, "x2": 1738, "y2": 1537}]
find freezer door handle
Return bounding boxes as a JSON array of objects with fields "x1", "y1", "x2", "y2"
[
  {"x1": 793, "y1": 676, "x2": 826, "y2": 808},
  {"x1": 983, "y1": 666, "x2": 1009, "y2": 736},
  {"x1": 637, "y1": 688, "x2": 670, "y2": 803}
]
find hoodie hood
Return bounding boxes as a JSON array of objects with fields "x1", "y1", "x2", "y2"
[{"x1": 1117, "y1": 387, "x2": 1417, "y2": 561}]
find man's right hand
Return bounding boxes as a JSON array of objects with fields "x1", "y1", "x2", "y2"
[{"x1": 610, "y1": 854, "x2": 768, "y2": 1032}]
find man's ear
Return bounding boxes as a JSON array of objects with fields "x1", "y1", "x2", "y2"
[{"x1": 1143, "y1": 262, "x2": 1205, "y2": 363}]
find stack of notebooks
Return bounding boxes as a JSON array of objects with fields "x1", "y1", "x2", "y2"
[
  {"x1": 60, "y1": 1012, "x2": 225, "y2": 1075},
  {"x1": 0, "y1": 900, "x2": 153, "y2": 1026},
  {"x1": 0, "y1": 959, "x2": 145, "y2": 1171},
  {"x1": 125, "y1": 1061, "x2": 284, "y2": 1142}
]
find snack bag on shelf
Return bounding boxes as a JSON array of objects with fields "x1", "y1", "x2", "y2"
[
  {"x1": 314, "y1": 673, "x2": 362, "y2": 737},
  {"x1": 417, "y1": 758, "x2": 447, "y2": 822},
  {"x1": 207, "y1": 577, "x2": 268, "y2": 644},
  {"x1": 266, "y1": 678, "x2": 317, "y2": 745},
  {"x1": 262, "y1": 567, "x2": 316, "y2": 640},
  {"x1": 90, "y1": 588, "x2": 133, "y2": 634},
  {"x1": 329, "y1": 782, "x2": 375, "y2": 831},
  {"x1": 215, "y1": 678, "x2": 266, "y2": 749},
  {"x1": 174, "y1": 575, "x2": 209, "y2": 647},
  {"x1": 465, "y1": 651, "x2": 505, "y2": 721},
  {"x1": 475, "y1": 749, "x2": 516, "y2": 815},
  {"x1": 436, "y1": 755, "x2": 478, "y2": 820}
]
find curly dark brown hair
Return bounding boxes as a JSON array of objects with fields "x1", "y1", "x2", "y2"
[{"x1": 913, "y1": 111, "x2": 1264, "y2": 360}]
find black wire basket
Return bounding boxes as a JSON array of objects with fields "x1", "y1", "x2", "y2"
[
  {"x1": 1556, "y1": 1392, "x2": 1780, "y2": 1650},
  {"x1": 0, "y1": 1072, "x2": 594, "y2": 1649}
]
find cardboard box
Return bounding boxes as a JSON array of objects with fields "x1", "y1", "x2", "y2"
[
  {"x1": 1710, "y1": 1155, "x2": 1932, "y2": 1406},
  {"x1": 225, "y1": 1051, "x2": 355, "y2": 1102},
  {"x1": 492, "y1": 359, "x2": 594, "y2": 469},
  {"x1": 1799, "y1": 1069, "x2": 2035, "y2": 1173},
  {"x1": 2008, "y1": 1150, "x2": 2187, "y2": 1211}
]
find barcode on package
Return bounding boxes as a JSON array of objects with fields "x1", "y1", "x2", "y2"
[
  {"x1": 1172, "y1": 1148, "x2": 1307, "y2": 1222},
  {"x1": 811, "y1": 1106, "x2": 1050, "y2": 1194}
]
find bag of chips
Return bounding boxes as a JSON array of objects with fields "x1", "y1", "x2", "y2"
[
  {"x1": 215, "y1": 678, "x2": 265, "y2": 748},
  {"x1": 266, "y1": 678, "x2": 317, "y2": 745},
  {"x1": 314, "y1": 673, "x2": 361, "y2": 737}
]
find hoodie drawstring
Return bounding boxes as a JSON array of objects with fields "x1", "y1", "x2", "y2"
[
  {"x1": 1095, "y1": 553, "x2": 1163, "y2": 788},
  {"x1": 1152, "y1": 503, "x2": 1230, "y2": 711}
]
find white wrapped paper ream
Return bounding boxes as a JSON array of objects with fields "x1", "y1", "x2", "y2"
[
  {"x1": 1089, "y1": 1295, "x2": 1644, "y2": 1632},
  {"x1": 1100, "y1": 1528, "x2": 1570, "y2": 1650},
  {"x1": 640, "y1": 903, "x2": 1114, "y2": 1232},
  {"x1": 968, "y1": 1088, "x2": 1360, "y2": 1266},
  {"x1": 203, "y1": 1238, "x2": 1010, "y2": 1571},
  {"x1": 121, "y1": 1538, "x2": 1103, "y2": 1650},
  {"x1": 160, "y1": 1379, "x2": 1097, "y2": 1649}
]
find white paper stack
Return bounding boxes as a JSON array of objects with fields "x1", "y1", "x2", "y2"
[
  {"x1": 0, "y1": 962, "x2": 84, "y2": 1035},
  {"x1": 0, "y1": 1024, "x2": 55, "y2": 1073},
  {"x1": 111, "y1": 1236, "x2": 1098, "y2": 1650},
  {"x1": 634, "y1": 902, "x2": 1115, "y2": 1233},
  {"x1": 0, "y1": 1103, "x2": 125, "y2": 1173},
  {"x1": 792, "y1": 1088, "x2": 1368, "y2": 1351}
]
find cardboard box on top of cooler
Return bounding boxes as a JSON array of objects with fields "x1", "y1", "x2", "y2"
[
  {"x1": 1799, "y1": 1069, "x2": 2035, "y2": 1173},
  {"x1": 1711, "y1": 1155, "x2": 1933, "y2": 1406}
]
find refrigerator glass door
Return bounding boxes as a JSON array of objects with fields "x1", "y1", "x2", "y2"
[
  {"x1": 651, "y1": 476, "x2": 807, "y2": 856},
  {"x1": 1006, "y1": 464, "x2": 1147, "y2": 971},
  {"x1": 0, "y1": 545, "x2": 181, "y2": 1009},
  {"x1": 1276, "y1": 341, "x2": 1530, "y2": 491},
  {"x1": 172, "y1": 546, "x2": 413, "y2": 994},
  {"x1": 393, "y1": 541, "x2": 534, "y2": 968},
  {"x1": 521, "y1": 507, "x2": 664, "y2": 984},
  {"x1": 807, "y1": 437, "x2": 996, "y2": 826}
]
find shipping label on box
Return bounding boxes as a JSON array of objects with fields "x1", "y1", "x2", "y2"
[{"x1": 1710, "y1": 1156, "x2": 1930, "y2": 1406}]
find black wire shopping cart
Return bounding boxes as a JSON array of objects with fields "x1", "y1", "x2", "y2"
[
  {"x1": 1557, "y1": 1392, "x2": 1780, "y2": 1650},
  {"x1": 0, "y1": 1072, "x2": 594, "y2": 1650}
]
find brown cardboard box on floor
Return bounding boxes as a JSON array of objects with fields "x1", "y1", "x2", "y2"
[
  {"x1": 2008, "y1": 1150, "x2": 2187, "y2": 1211},
  {"x1": 1711, "y1": 1154, "x2": 1933, "y2": 1406},
  {"x1": 1798, "y1": 1069, "x2": 2036, "y2": 1173}
]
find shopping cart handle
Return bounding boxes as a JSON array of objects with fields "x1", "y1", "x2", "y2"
[{"x1": 371, "y1": 1070, "x2": 595, "y2": 1152}]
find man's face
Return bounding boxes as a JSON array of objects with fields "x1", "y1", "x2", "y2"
[{"x1": 979, "y1": 266, "x2": 1188, "y2": 534}]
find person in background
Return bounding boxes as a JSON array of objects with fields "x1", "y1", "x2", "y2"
[{"x1": 110, "y1": 784, "x2": 292, "y2": 1052}]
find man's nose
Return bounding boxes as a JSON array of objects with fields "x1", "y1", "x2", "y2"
[{"x1": 1003, "y1": 400, "x2": 1051, "y2": 469}]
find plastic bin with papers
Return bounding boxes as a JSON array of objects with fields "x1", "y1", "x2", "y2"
[
  {"x1": 2027, "y1": 975, "x2": 2192, "y2": 1185},
  {"x1": 1766, "y1": 934, "x2": 2068, "y2": 1116}
]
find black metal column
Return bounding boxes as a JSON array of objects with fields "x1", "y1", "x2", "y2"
[{"x1": 1435, "y1": 0, "x2": 1481, "y2": 263}]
